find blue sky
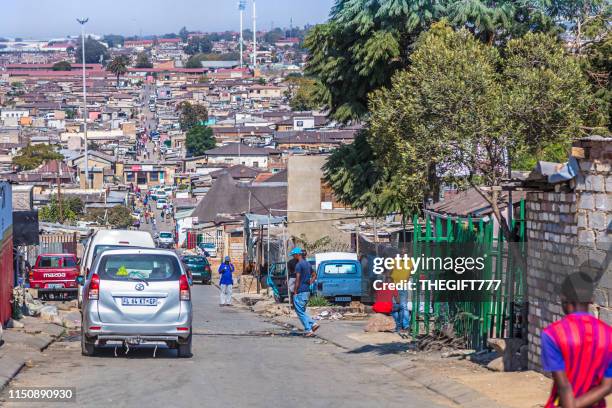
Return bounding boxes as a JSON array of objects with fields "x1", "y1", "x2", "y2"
[{"x1": 0, "y1": 0, "x2": 334, "y2": 39}]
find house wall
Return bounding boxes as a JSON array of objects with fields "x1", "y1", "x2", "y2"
[
  {"x1": 207, "y1": 155, "x2": 268, "y2": 168},
  {"x1": 287, "y1": 155, "x2": 352, "y2": 245},
  {"x1": 0, "y1": 182, "x2": 13, "y2": 325},
  {"x1": 526, "y1": 137, "x2": 611, "y2": 371}
]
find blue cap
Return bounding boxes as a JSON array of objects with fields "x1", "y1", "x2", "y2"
[
  {"x1": 224, "y1": 256, "x2": 230, "y2": 261},
  {"x1": 289, "y1": 247, "x2": 302, "y2": 256}
]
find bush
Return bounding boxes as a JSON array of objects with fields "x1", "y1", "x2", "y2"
[{"x1": 308, "y1": 295, "x2": 331, "y2": 307}]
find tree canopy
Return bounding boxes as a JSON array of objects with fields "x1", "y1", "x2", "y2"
[
  {"x1": 12, "y1": 144, "x2": 63, "y2": 171},
  {"x1": 179, "y1": 26, "x2": 190, "y2": 42},
  {"x1": 39, "y1": 196, "x2": 84, "y2": 224},
  {"x1": 107, "y1": 55, "x2": 130, "y2": 87},
  {"x1": 52, "y1": 61, "x2": 72, "y2": 71},
  {"x1": 135, "y1": 52, "x2": 153, "y2": 68},
  {"x1": 177, "y1": 101, "x2": 209, "y2": 130},
  {"x1": 185, "y1": 125, "x2": 216, "y2": 157},
  {"x1": 102, "y1": 34, "x2": 125, "y2": 48},
  {"x1": 75, "y1": 37, "x2": 109, "y2": 64},
  {"x1": 184, "y1": 36, "x2": 213, "y2": 55}
]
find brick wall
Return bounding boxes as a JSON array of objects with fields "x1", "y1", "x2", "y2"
[{"x1": 526, "y1": 136, "x2": 611, "y2": 371}]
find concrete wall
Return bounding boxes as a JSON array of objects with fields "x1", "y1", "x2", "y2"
[
  {"x1": 526, "y1": 137, "x2": 611, "y2": 371},
  {"x1": 286, "y1": 155, "x2": 352, "y2": 246}
]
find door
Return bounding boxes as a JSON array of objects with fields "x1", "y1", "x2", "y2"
[{"x1": 95, "y1": 253, "x2": 183, "y2": 325}]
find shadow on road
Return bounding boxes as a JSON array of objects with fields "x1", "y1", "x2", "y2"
[{"x1": 347, "y1": 341, "x2": 414, "y2": 355}]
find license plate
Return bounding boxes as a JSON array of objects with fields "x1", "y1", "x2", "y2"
[
  {"x1": 47, "y1": 283, "x2": 64, "y2": 289},
  {"x1": 335, "y1": 296, "x2": 351, "y2": 302},
  {"x1": 122, "y1": 297, "x2": 157, "y2": 306}
]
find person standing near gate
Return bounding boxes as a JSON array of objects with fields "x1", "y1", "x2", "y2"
[
  {"x1": 219, "y1": 256, "x2": 235, "y2": 306},
  {"x1": 291, "y1": 248, "x2": 319, "y2": 336}
]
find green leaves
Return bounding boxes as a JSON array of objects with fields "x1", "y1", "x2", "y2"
[
  {"x1": 185, "y1": 125, "x2": 216, "y2": 157},
  {"x1": 12, "y1": 144, "x2": 63, "y2": 171}
]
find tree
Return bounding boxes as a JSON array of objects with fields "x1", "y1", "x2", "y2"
[
  {"x1": 264, "y1": 27, "x2": 284, "y2": 44},
  {"x1": 75, "y1": 37, "x2": 109, "y2": 63},
  {"x1": 177, "y1": 101, "x2": 208, "y2": 130},
  {"x1": 179, "y1": 26, "x2": 190, "y2": 42},
  {"x1": 184, "y1": 36, "x2": 213, "y2": 55},
  {"x1": 107, "y1": 205, "x2": 134, "y2": 229},
  {"x1": 365, "y1": 23, "x2": 604, "y2": 240},
  {"x1": 305, "y1": 0, "x2": 559, "y2": 122},
  {"x1": 107, "y1": 55, "x2": 130, "y2": 87},
  {"x1": 38, "y1": 195, "x2": 84, "y2": 224},
  {"x1": 135, "y1": 52, "x2": 153, "y2": 68},
  {"x1": 52, "y1": 61, "x2": 72, "y2": 71},
  {"x1": 287, "y1": 77, "x2": 323, "y2": 111},
  {"x1": 185, "y1": 125, "x2": 216, "y2": 157},
  {"x1": 12, "y1": 144, "x2": 63, "y2": 171},
  {"x1": 102, "y1": 34, "x2": 125, "y2": 48}
]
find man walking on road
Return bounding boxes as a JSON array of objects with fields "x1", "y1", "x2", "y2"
[
  {"x1": 219, "y1": 256, "x2": 235, "y2": 306},
  {"x1": 291, "y1": 248, "x2": 319, "y2": 336}
]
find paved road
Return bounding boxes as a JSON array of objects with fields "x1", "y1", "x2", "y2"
[{"x1": 0, "y1": 285, "x2": 450, "y2": 408}]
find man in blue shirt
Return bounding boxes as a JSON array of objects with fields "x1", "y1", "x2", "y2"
[
  {"x1": 291, "y1": 248, "x2": 319, "y2": 336},
  {"x1": 218, "y1": 256, "x2": 235, "y2": 306}
]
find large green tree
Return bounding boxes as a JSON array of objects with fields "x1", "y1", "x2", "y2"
[
  {"x1": 75, "y1": 37, "x2": 109, "y2": 63},
  {"x1": 52, "y1": 61, "x2": 72, "y2": 71},
  {"x1": 184, "y1": 36, "x2": 213, "y2": 55},
  {"x1": 102, "y1": 34, "x2": 125, "y2": 48},
  {"x1": 135, "y1": 52, "x2": 153, "y2": 68},
  {"x1": 305, "y1": 0, "x2": 558, "y2": 122},
  {"x1": 39, "y1": 196, "x2": 83, "y2": 224},
  {"x1": 177, "y1": 101, "x2": 209, "y2": 130},
  {"x1": 107, "y1": 55, "x2": 130, "y2": 87},
  {"x1": 12, "y1": 144, "x2": 63, "y2": 171},
  {"x1": 365, "y1": 24, "x2": 604, "y2": 237},
  {"x1": 186, "y1": 125, "x2": 216, "y2": 157}
]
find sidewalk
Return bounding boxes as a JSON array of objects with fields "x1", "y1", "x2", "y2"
[
  {"x1": 243, "y1": 295, "x2": 550, "y2": 408},
  {"x1": 0, "y1": 316, "x2": 67, "y2": 392}
]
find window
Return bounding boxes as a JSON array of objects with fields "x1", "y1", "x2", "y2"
[
  {"x1": 98, "y1": 254, "x2": 181, "y2": 281},
  {"x1": 322, "y1": 263, "x2": 357, "y2": 275},
  {"x1": 252, "y1": 161, "x2": 259, "y2": 167},
  {"x1": 320, "y1": 179, "x2": 348, "y2": 209},
  {"x1": 150, "y1": 172, "x2": 159, "y2": 182},
  {"x1": 38, "y1": 256, "x2": 77, "y2": 268},
  {"x1": 125, "y1": 172, "x2": 134, "y2": 182},
  {"x1": 296, "y1": 120, "x2": 303, "y2": 127}
]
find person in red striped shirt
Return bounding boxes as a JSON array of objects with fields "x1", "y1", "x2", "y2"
[{"x1": 541, "y1": 272, "x2": 612, "y2": 407}]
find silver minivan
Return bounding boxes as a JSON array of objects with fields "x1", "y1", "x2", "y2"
[{"x1": 78, "y1": 248, "x2": 193, "y2": 357}]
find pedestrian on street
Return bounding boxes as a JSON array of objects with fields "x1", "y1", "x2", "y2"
[
  {"x1": 541, "y1": 272, "x2": 612, "y2": 407},
  {"x1": 144, "y1": 211, "x2": 149, "y2": 224},
  {"x1": 218, "y1": 256, "x2": 235, "y2": 306},
  {"x1": 291, "y1": 248, "x2": 319, "y2": 336}
]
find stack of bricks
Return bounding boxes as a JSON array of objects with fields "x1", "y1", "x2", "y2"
[{"x1": 526, "y1": 136, "x2": 611, "y2": 371}]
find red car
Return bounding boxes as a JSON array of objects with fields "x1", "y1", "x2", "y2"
[{"x1": 29, "y1": 253, "x2": 80, "y2": 298}]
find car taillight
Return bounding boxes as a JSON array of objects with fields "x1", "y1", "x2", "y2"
[
  {"x1": 89, "y1": 273, "x2": 100, "y2": 300},
  {"x1": 179, "y1": 275, "x2": 190, "y2": 301}
]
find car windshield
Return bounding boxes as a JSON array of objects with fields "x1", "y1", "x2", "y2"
[
  {"x1": 38, "y1": 256, "x2": 76, "y2": 268},
  {"x1": 98, "y1": 254, "x2": 181, "y2": 281},
  {"x1": 159, "y1": 232, "x2": 173, "y2": 238}
]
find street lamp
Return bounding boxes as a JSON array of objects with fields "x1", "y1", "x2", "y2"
[{"x1": 77, "y1": 17, "x2": 89, "y2": 188}]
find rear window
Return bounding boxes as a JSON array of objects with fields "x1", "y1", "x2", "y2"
[
  {"x1": 159, "y1": 232, "x2": 173, "y2": 238},
  {"x1": 38, "y1": 256, "x2": 76, "y2": 268},
  {"x1": 98, "y1": 254, "x2": 181, "y2": 281},
  {"x1": 322, "y1": 263, "x2": 357, "y2": 274},
  {"x1": 183, "y1": 256, "x2": 208, "y2": 265},
  {"x1": 93, "y1": 245, "x2": 128, "y2": 261}
]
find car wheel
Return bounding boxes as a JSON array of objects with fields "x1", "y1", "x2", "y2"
[
  {"x1": 81, "y1": 327, "x2": 96, "y2": 356},
  {"x1": 177, "y1": 332, "x2": 192, "y2": 358}
]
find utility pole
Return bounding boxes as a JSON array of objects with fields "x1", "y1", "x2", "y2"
[
  {"x1": 252, "y1": 0, "x2": 257, "y2": 69},
  {"x1": 239, "y1": 0, "x2": 246, "y2": 69},
  {"x1": 77, "y1": 17, "x2": 90, "y2": 189},
  {"x1": 57, "y1": 160, "x2": 63, "y2": 224}
]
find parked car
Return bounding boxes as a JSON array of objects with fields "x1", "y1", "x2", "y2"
[
  {"x1": 79, "y1": 230, "x2": 156, "y2": 307},
  {"x1": 197, "y1": 242, "x2": 217, "y2": 258},
  {"x1": 78, "y1": 248, "x2": 192, "y2": 357},
  {"x1": 156, "y1": 198, "x2": 168, "y2": 210},
  {"x1": 157, "y1": 231, "x2": 175, "y2": 248},
  {"x1": 182, "y1": 255, "x2": 212, "y2": 284},
  {"x1": 29, "y1": 253, "x2": 80, "y2": 299}
]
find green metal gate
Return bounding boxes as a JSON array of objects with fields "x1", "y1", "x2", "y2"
[{"x1": 410, "y1": 200, "x2": 526, "y2": 349}]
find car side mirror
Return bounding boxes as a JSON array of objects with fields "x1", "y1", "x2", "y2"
[{"x1": 76, "y1": 276, "x2": 85, "y2": 286}]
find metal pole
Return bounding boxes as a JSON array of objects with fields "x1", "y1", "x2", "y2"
[
  {"x1": 57, "y1": 160, "x2": 63, "y2": 223},
  {"x1": 252, "y1": 0, "x2": 257, "y2": 68},
  {"x1": 239, "y1": 1, "x2": 244, "y2": 69},
  {"x1": 267, "y1": 208, "x2": 270, "y2": 284},
  {"x1": 78, "y1": 18, "x2": 90, "y2": 189}
]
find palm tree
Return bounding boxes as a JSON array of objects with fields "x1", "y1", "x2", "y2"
[{"x1": 107, "y1": 55, "x2": 130, "y2": 87}]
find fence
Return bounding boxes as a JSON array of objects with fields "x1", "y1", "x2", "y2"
[
  {"x1": 26, "y1": 233, "x2": 79, "y2": 263},
  {"x1": 409, "y1": 200, "x2": 526, "y2": 350}
]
